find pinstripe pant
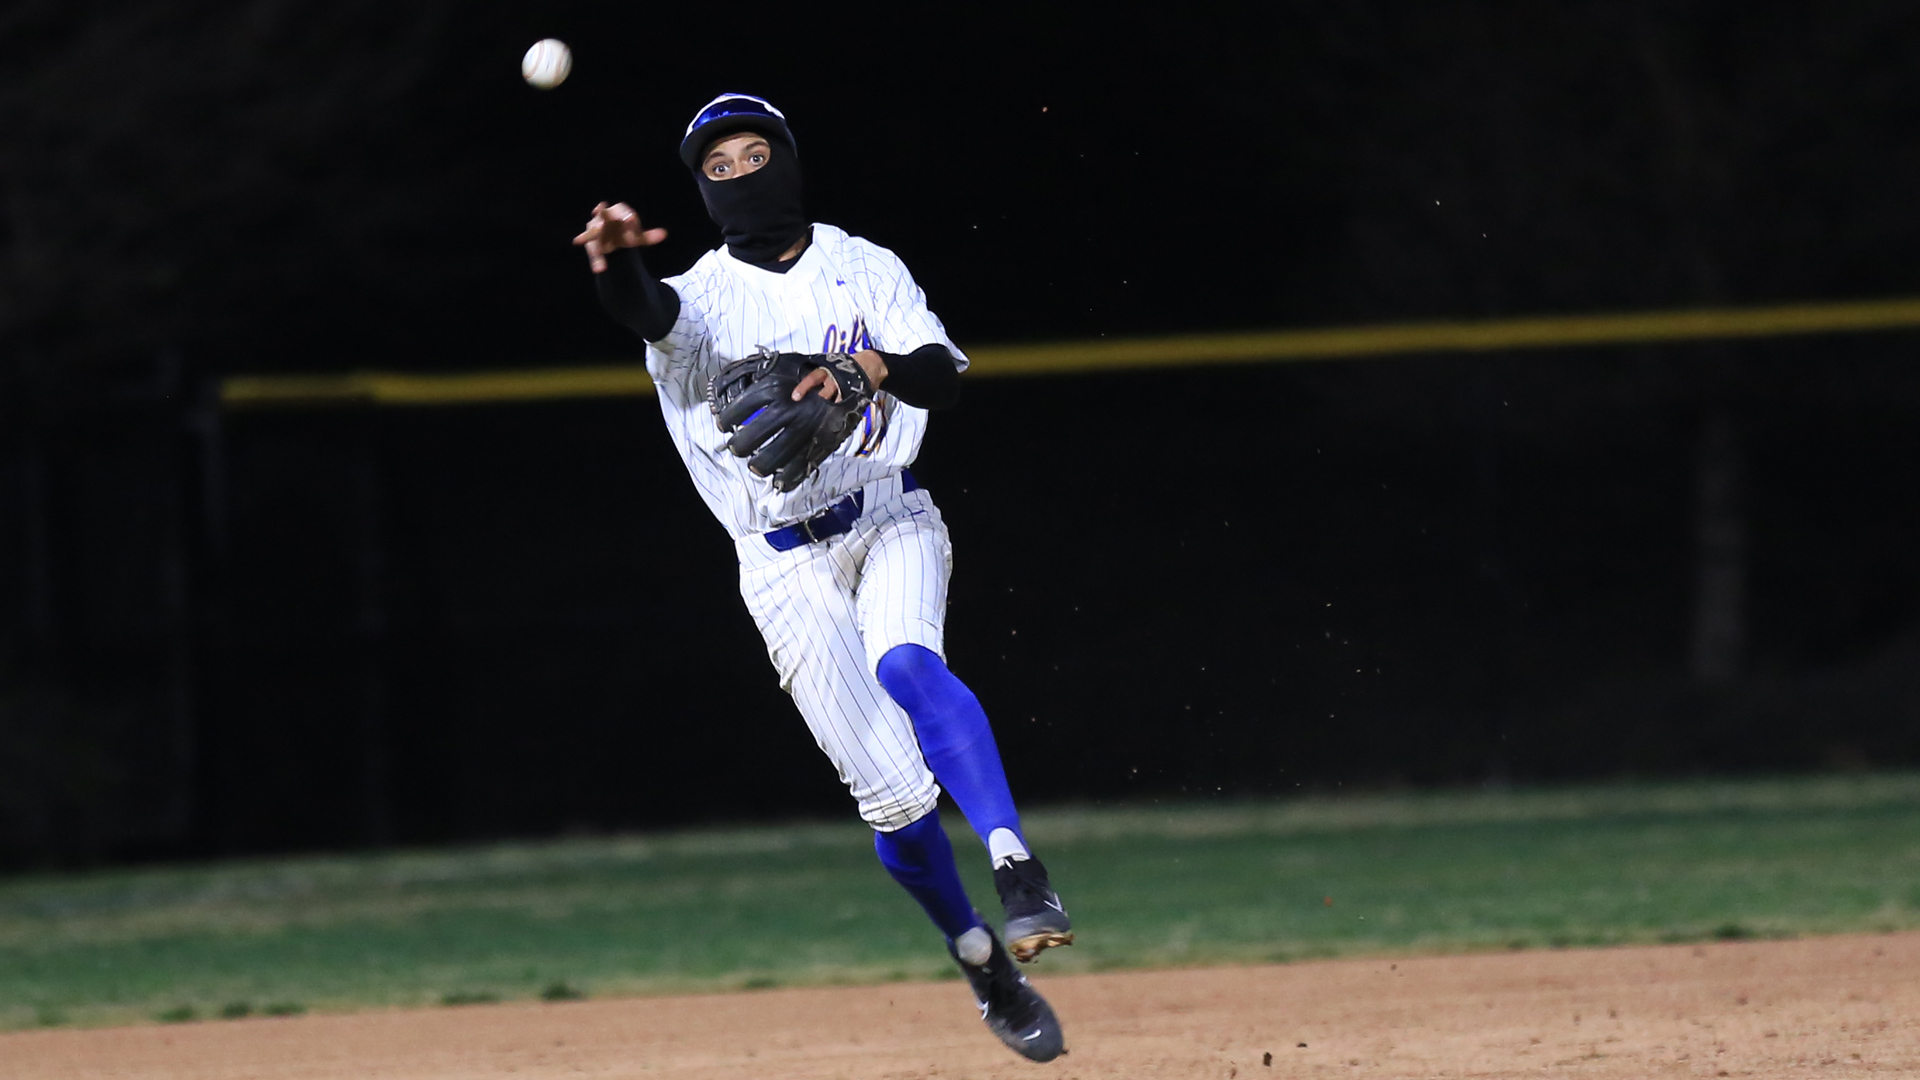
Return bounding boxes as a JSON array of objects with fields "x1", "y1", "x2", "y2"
[{"x1": 735, "y1": 472, "x2": 951, "y2": 830}]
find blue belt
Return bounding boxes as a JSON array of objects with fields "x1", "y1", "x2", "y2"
[{"x1": 764, "y1": 470, "x2": 918, "y2": 551}]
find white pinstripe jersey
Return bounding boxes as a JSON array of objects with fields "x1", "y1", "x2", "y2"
[{"x1": 646, "y1": 224, "x2": 968, "y2": 539}]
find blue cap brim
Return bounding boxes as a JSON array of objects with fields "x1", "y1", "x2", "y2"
[{"x1": 680, "y1": 116, "x2": 792, "y2": 171}]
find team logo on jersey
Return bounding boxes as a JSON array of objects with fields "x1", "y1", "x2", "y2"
[
  {"x1": 822, "y1": 317, "x2": 890, "y2": 457},
  {"x1": 821, "y1": 316, "x2": 873, "y2": 356}
]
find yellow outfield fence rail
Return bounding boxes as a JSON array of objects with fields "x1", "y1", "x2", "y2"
[
  {"x1": 220, "y1": 295, "x2": 1920, "y2": 409},
  {"x1": 221, "y1": 366, "x2": 657, "y2": 409}
]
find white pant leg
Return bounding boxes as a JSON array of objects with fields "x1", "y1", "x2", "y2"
[
  {"x1": 736, "y1": 505, "x2": 939, "y2": 831},
  {"x1": 851, "y1": 486, "x2": 954, "y2": 675}
]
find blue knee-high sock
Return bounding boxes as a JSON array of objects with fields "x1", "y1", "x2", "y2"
[
  {"x1": 875, "y1": 644, "x2": 1024, "y2": 852},
  {"x1": 873, "y1": 811, "x2": 983, "y2": 942}
]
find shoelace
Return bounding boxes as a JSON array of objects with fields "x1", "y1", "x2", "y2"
[{"x1": 998, "y1": 862, "x2": 1053, "y2": 906}]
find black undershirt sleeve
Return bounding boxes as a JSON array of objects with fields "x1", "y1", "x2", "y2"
[
  {"x1": 876, "y1": 344, "x2": 962, "y2": 410},
  {"x1": 595, "y1": 247, "x2": 682, "y2": 342}
]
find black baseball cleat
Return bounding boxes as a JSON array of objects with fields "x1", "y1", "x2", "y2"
[
  {"x1": 950, "y1": 926, "x2": 1065, "y2": 1062},
  {"x1": 994, "y1": 855, "x2": 1074, "y2": 962}
]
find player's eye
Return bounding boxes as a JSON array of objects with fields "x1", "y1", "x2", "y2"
[
  {"x1": 749, "y1": 153, "x2": 766, "y2": 165},
  {"x1": 710, "y1": 162, "x2": 730, "y2": 176}
]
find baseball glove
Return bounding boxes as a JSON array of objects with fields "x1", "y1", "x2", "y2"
[{"x1": 707, "y1": 349, "x2": 875, "y2": 493}]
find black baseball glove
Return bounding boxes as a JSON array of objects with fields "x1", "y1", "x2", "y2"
[{"x1": 707, "y1": 349, "x2": 875, "y2": 493}]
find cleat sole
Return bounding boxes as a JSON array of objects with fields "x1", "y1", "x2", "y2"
[{"x1": 1008, "y1": 930, "x2": 1075, "y2": 963}]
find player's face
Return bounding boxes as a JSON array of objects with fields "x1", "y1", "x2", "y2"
[{"x1": 702, "y1": 134, "x2": 772, "y2": 181}]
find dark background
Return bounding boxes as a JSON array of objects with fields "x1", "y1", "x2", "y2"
[{"x1": 3, "y1": 1, "x2": 1918, "y2": 866}]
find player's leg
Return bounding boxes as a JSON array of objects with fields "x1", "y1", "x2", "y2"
[
  {"x1": 843, "y1": 491, "x2": 1019, "y2": 848},
  {"x1": 871, "y1": 810, "x2": 979, "y2": 942},
  {"x1": 853, "y1": 489, "x2": 1074, "y2": 963},
  {"x1": 874, "y1": 644, "x2": 1024, "y2": 858},
  {"x1": 735, "y1": 533, "x2": 984, "y2": 941},
  {"x1": 736, "y1": 536, "x2": 938, "y2": 829},
  {"x1": 737, "y1": 528, "x2": 1062, "y2": 1059},
  {"x1": 873, "y1": 807, "x2": 1061, "y2": 1061}
]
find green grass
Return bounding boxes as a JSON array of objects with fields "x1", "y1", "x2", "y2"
[{"x1": 3, "y1": 774, "x2": 1919, "y2": 1030}]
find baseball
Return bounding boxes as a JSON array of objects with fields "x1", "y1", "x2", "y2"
[{"x1": 521, "y1": 39, "x2": 571, "y2": 89}]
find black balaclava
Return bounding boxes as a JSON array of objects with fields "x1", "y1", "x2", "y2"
[{"x1": 695, "y1": 130, "x2": 808, "y2": 264}]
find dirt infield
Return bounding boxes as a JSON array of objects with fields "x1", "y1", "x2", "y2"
[{"x1": 6, "y1": 933, "x2": 1914, "y2": 1079}]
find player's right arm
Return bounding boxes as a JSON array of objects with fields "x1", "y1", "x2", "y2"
[{"x1": 574, "y1": 202, "x2": 680, "y2": 341}]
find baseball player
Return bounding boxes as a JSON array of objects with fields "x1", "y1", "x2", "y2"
[{"x1": 572, "y1": 93, "x2": 1071, "y2": 1062}]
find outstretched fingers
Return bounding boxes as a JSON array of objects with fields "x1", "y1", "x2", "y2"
[
  {"x1": 572, "y1": 202, "x2": 667, "y2": 273},
  {"x1": 603, "y1": 203, "x2": 667, "y2": 247},
  {"x1": 571, "y1": 202, "x2": 610, "y2": 247}
]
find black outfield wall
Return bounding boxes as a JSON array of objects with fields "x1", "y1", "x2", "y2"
[{"x1": 6, "y1": 341, "x2": 1918, "y2": 865}]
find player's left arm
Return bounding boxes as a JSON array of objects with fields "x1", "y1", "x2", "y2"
[
  {"x1": 791, "y1": 246, "x2": 965, "y2": 408},
  {"x1": 790, "y1": 343, "x2": 960, "y2": 408},
  {"x1": 865, "y1": 344, "x2": 960, "y2": 408}
]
